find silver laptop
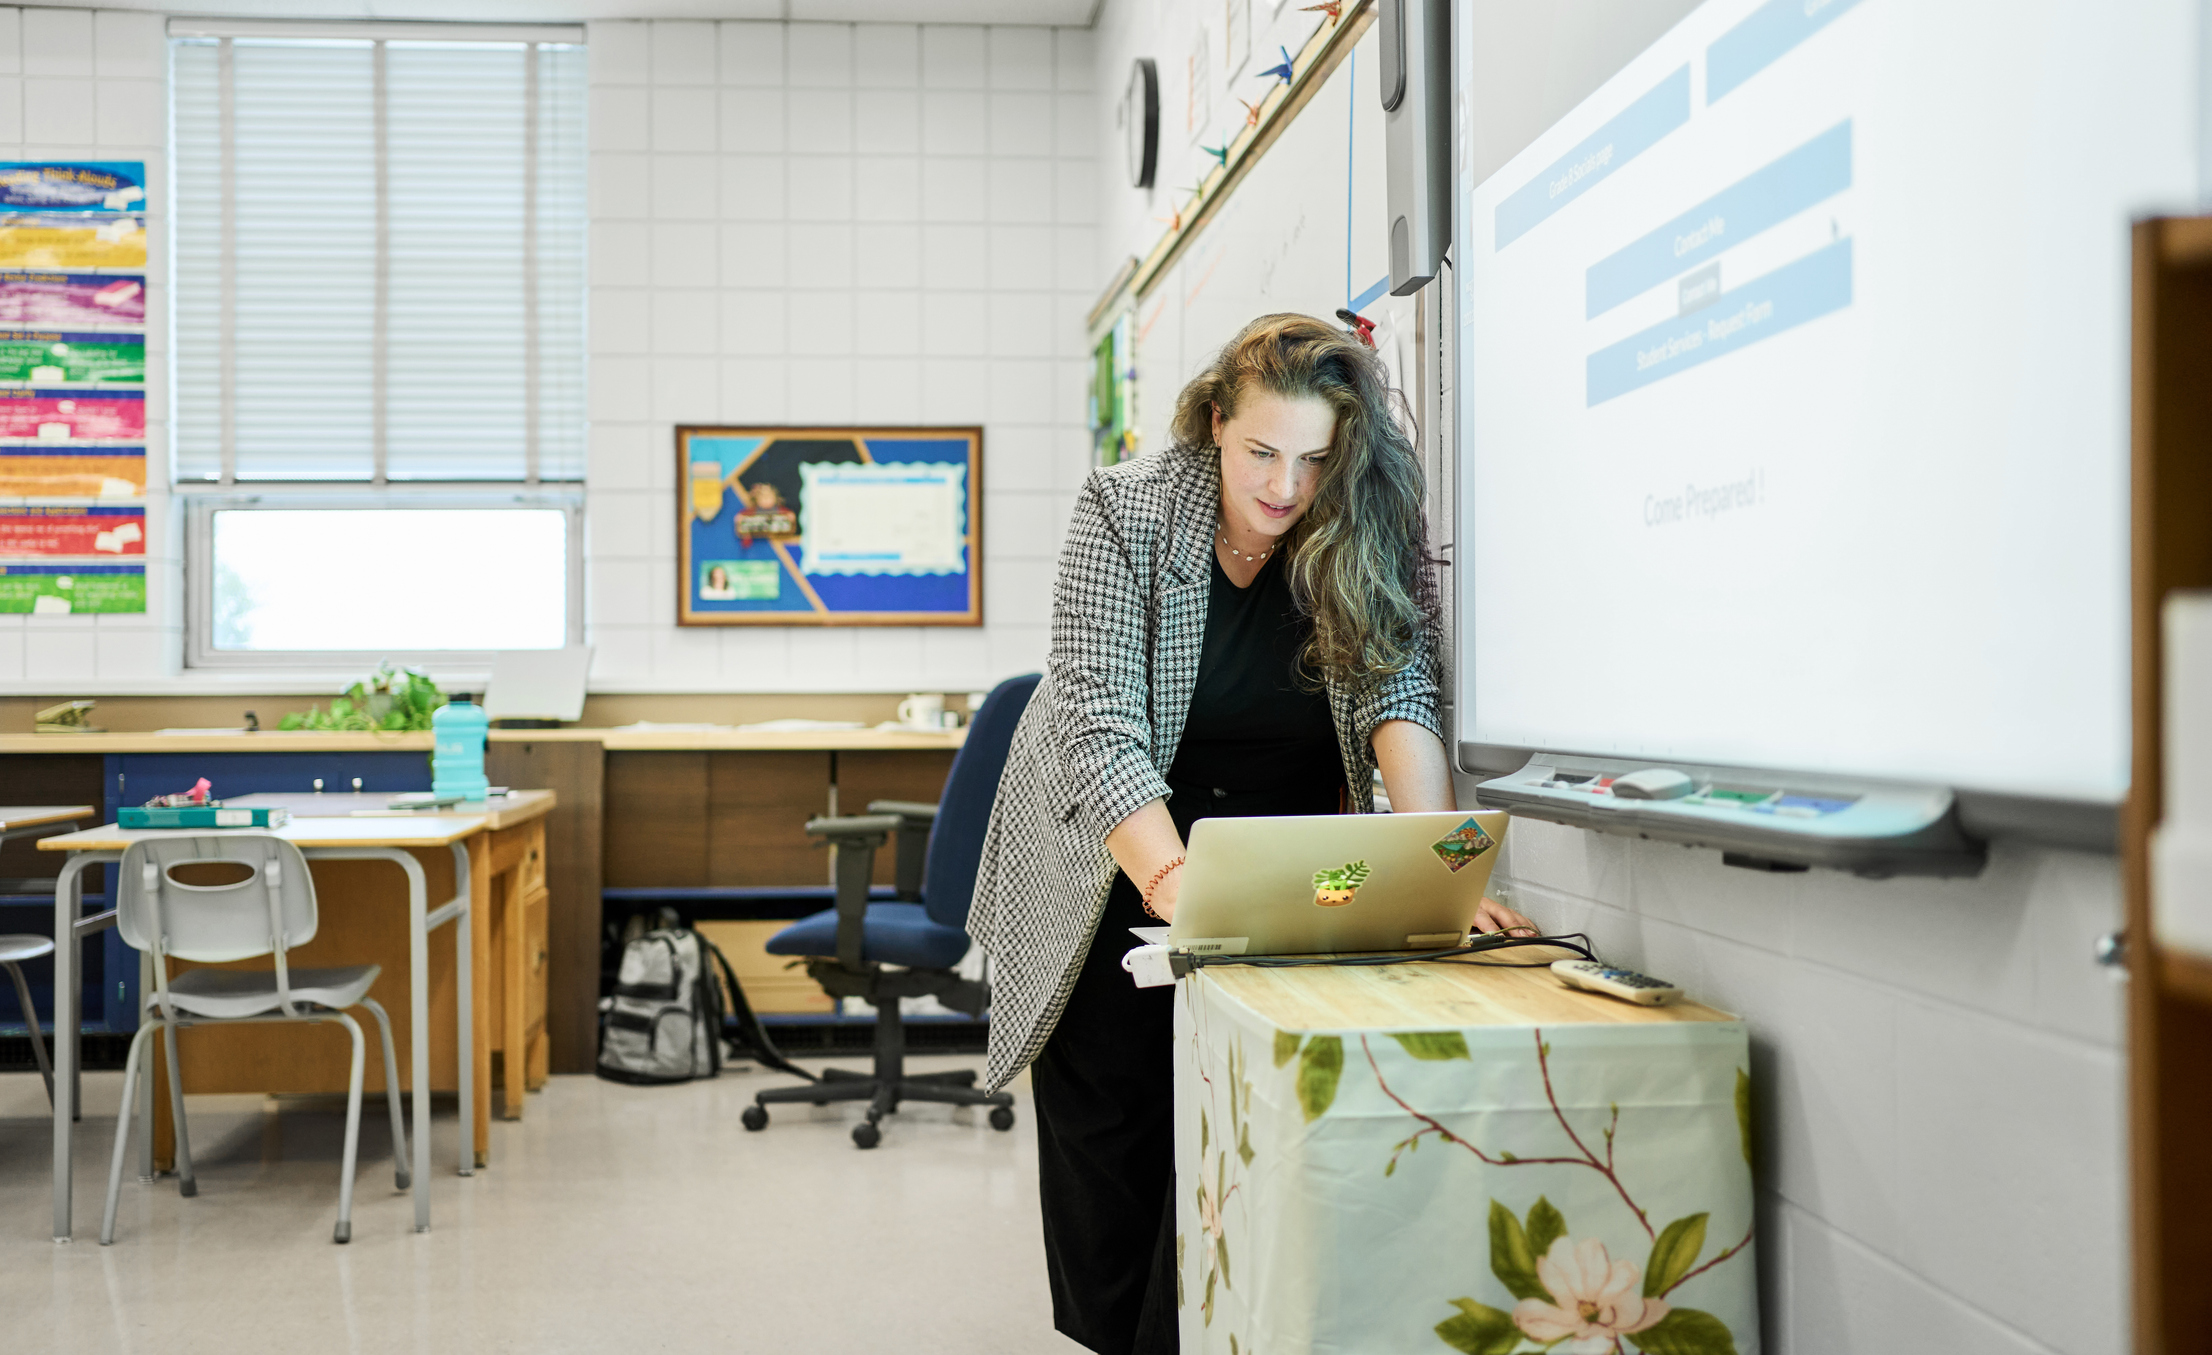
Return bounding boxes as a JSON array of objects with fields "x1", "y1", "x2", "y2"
[
  {"x1": 484, "y1": 646, "x2": 593, "y2": 723},
  {"x1": 1165, "y1": 810, "x2": 1510, "y2": 956}
]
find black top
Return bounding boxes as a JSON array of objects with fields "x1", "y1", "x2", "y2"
[{"x1": 1165, "y1": 549, "x2": 1345, "y2": 823}]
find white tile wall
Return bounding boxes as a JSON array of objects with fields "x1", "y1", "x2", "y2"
[
  {"x1": 1479, "y1": 812, "x2": 2130, "y2": 1355},
  {"x1": 587, "y1": 16, "x2": 1091, "y2": 692},
  {"x1": 0, "y1": 8, "x2": 174, "y2": 684}
]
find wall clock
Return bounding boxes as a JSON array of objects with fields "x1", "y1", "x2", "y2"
[{"x1": 1124, "y1": 57, "x2": 1159, "y2": 189}]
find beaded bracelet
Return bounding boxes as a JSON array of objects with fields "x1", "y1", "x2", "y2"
[{"x1": 1141, "y1": 856, "x2": 1185, "y2": 920}]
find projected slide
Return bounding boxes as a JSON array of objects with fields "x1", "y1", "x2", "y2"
[{"x1": 1458, "y1": 0, "x2": 2195, "y2": 801}]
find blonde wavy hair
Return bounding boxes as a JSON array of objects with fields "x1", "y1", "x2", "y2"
[{"x1": 1170, "y1": 312, "x2": 1438, "y2": 687}]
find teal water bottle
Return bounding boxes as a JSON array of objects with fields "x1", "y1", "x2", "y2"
[{"x1": 431, "y1": 693, "x2": 490, "y2": 801}]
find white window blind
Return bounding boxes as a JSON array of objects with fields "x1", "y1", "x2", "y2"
[{"x1": 174, "y1": 33, "x2": 586, "y2": 482}]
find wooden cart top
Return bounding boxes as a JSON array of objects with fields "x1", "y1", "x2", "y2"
[{"x1": 1202, "y1": 954, "x2": 1736, "y2": 1032}]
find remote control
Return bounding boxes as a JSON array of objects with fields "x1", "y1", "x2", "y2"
[{"x1": 1550, "y1": 959, "x2": 1682, "y2": 1006}]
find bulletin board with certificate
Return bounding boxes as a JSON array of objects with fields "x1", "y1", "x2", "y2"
[{"x1": 677, "y1": 425, "x2": 982, "y2": 626}]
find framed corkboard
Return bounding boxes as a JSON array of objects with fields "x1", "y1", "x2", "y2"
[{"x1": 676, "y1": 425, "x2": 982, "y2": 627}]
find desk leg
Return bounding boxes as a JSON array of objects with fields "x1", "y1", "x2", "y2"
[
  {"x1": 407, "y1": 855, "x2": 432, "y2": 1232},
  {"x1": 50, "y1": 852, "x2": 116, "y2": 1243},
  {"x1": 137, "y1": 951, "x2": 154, "y2": 1180},
  {"x1": 51, "y1": 857, "x2": 79, "y2": 1242},
  {"x1": 459, "y1": 840, "x2": 482, "y2": 1176}
]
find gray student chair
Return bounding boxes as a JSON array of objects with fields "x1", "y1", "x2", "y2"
[
  {"x1": 101, "y1": 836, "x2": 409, "y2": 1245},
  {"x1": 0, "y1": 934, "x2": 55, "y2": 1107},
  {"x1": 745, "y1": 672, "x2": 1039, "y2": 1148}
]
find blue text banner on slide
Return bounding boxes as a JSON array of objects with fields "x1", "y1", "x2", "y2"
[
  {"x1": 1584, "y1": 120, "x2": 1851, "y2": 319},
  {"x1": 1586, "y1": 238, "x2": 1852, "y2": 405},
  {"x1": 1707, "y1": 0, "x2": 1866, "y2": 104},
  {"x1": 1492, "y1": 66, "x2": 1691, "y2": 251},
  {"x1": 1457, "y1": 0, "x2": 2195, "y2": 802}
]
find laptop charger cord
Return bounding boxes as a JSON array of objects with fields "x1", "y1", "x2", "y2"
[{"x1": 1166, "y1": 931, "x2": 1598, "y2": 979}]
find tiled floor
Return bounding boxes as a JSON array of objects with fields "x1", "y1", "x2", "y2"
[{"x1": 0, "y1": 1056, "x2": 1077, "y2": 1354}]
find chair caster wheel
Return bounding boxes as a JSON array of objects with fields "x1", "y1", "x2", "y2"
[
  {"x1": 989, "y1": 1106, "x2": 1016, "y2": 1132},
  {"x1": 333, "y1": 1222, "x2": 351, "y2": 1244},
  {"x1": 741, "y1": 1105, "x2": 768, "y2": 1132},
  {"x1": 852, "y1": 1122, "x2": 881, "y2": 1149}
]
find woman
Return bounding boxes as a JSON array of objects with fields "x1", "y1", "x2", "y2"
[{"x1": 968, "y1": 313, "x2": 1536, "y2": 1354}]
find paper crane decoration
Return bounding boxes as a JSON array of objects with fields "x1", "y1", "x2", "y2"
[
  {"x1": 1300, "y1": 1, "x2": 1344, "y2": 19},
  {"x1": 1259, "y1": 46, "x2": 1297, "y2": 86},
  {"x1": 1201, "y1": 142, "x2": 1230, "y2": 168},
  {"x1": 1237, "y1": 96, "x2": 1264, "y2": 127},
  {"x1": 1335, "y1": 307, "x2": 1377, "y2": 348}
]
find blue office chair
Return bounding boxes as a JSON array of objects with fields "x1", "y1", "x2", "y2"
[{"x1": 742, "y1": 672, "x2": 1040, "y2": 1149}]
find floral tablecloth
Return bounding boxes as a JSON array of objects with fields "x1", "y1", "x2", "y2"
[{"x1": 1174, "y1": 972, "x2": 1759, "y2": 1354}]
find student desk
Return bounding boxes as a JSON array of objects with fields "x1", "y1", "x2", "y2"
[
  {"x1": 0, "y1": 804, "x2": 93, "y2": 844},
  {"x1": 38, "y1": 790, "x2": 554, "y2": 1240},
  {"x1": 1175, "y1": 959, "x2": 1758, "y2": 1353}
]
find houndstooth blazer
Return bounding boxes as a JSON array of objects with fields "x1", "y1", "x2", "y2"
[{"x1": 967, "y1": 442, "x2": 1443, "y2": 1093}]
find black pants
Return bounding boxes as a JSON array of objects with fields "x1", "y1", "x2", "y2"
[
  {"x1": 1030, "y1": 782, "x2": 1337, "y2": 1354},
  {"x1": 1030, "y1": 868, "x2": 1180, "y2": 1355}
]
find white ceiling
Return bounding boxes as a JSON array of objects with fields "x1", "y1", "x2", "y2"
[{"x1": 68, "y1": 0, "x2": 1098, "y2": 24}]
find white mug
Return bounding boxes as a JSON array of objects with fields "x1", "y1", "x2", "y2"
[{"x1": 897, "y1": 693, "x2": 946, "y2": 730}]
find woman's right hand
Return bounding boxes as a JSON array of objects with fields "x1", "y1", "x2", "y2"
[
  {"x1": 1145, "y1": 862, "x2": 1182, "y2": 923},
  {"x1": 1106, "y1": 799, "x2": 1188, "y2": 923}
]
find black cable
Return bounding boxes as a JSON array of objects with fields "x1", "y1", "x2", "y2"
[{"x1": 1175, "y1": 931, "x2": 1596, "y2": 976}]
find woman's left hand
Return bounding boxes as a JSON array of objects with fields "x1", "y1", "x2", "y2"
[{"x1": 1475, "y1": 895, "x2": 1538, "y2": 937}]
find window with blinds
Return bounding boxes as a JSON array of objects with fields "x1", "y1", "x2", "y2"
[{"x1": 173, "y1": 30, "x2": 586, "y2": 482}]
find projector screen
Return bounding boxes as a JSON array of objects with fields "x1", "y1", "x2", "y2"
[{"x1": 1455, "y1": 0, "x2": 2196, "y2": 804}]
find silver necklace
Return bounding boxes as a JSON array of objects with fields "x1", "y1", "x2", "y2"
[{"x1": 1217, "y1": 525, "x2": 1272, "y2": 563}]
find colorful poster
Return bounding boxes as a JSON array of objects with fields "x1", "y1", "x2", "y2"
[
  {"x1": 0, "y1": 163, "x2": 146, "y2": 213},
  {"x1": 0, "y1": 504, "x2": 144, "y2": 556},
  {"x1": 0, "y1": 389, "x2": 144, "y2": 439},
  {"x1": 0, "y1": 448, "x2": 144, "y2": 498},
  {"x1": 0, "y1": 215, "x2": 147, "y2": 269},
  {"x1": 0, "y1": 273, "x2": 144, "y2": 327},
  {"x1": 0, "y1": 562, "x2": 144, "y2": 613},
  {"x1": 0, "y1": 331, "x2": 143, "y2": 384}
]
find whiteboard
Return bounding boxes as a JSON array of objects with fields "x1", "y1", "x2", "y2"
[
  {"x1": 1451, "y1": 0, "x2": 2196, "y2": 805},
  {"x1": 1133, "y1": 30, "x2": 1417, "y2": 458}
]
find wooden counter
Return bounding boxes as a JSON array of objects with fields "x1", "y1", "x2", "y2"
[{"x1": 0, "y1": 725, "x2": 966, "y2": 754}]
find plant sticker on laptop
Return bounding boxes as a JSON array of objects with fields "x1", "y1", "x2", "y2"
[
  {"x1": 1312, "y1": 859, "x2": 1370, "y2": 907},
  {"x1": 1431, "y1": 817, "x2": 1496, "y2": 873}
]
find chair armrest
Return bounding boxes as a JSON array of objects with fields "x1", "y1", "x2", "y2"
[
  {"x1": 865, "y1": 802, "x2": 938, "y2": 901},
  {"x1": 804, "y1": 816, "x2": 898, "y2": 972},
  {"x1": 865, "y1": 800, "x2": 939, "y2": 822},
  {"x1": 803, "y1": 814, "x2": 902, "y2": 843}
]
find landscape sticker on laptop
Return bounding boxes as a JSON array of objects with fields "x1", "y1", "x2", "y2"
[{"x1": 1431, "y1": 817, "x2": 1496, "y2": 873}]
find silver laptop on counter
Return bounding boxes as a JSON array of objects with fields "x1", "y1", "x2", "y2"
[{"x1": 1163, "y1": 810, "x2": 1510, "y2": 956}]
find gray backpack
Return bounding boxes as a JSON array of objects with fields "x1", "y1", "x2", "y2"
[{"x1": 597, "y1": 924, "x2": 812, "y2": 1086}]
